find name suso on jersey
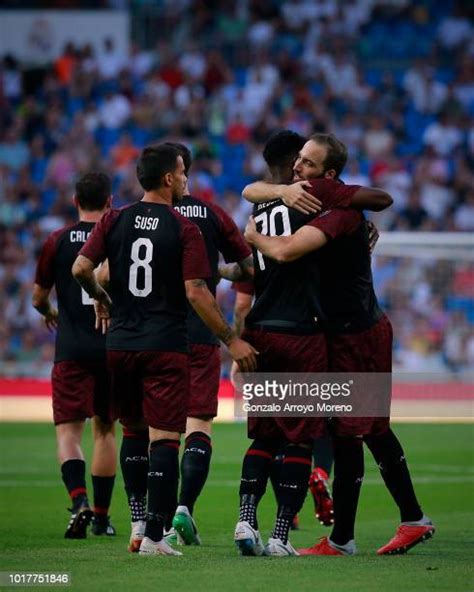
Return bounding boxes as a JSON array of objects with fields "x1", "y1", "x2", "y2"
[{"x1": 79, "y1": 201, "x2": 212, "y2": 353}]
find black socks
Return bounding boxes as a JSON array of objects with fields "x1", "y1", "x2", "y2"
[
  {"x1": 239, "y1": 440, "x2": 279, "y2": 529},
  {"x1": 271, "y1": 444, "x2": 312, "y2": 544},
  {"x1": 91, "y1": 475, "x2": 115, "y2": 517},
  {"x1": 178, "y1": 432, "x2": 212, "y2": 515},
  {"x1": 145, "y1": 439, "x2": 179, "y2": 542},
  {"x1": 313, "y1": 433, "x2": 334, "y2": 476},
  {"x1": 330, "y1": 437, "x2": 364, "y2": 546},
  {"x1": 365, "y1": 428, "x2": 423, "y2": 523},
  {"x1": 61, "y1": 459, "x2": 88, "y2": 510},
  {"x1": 120, "y1": 429, "x2": 149, "y2": 522}
]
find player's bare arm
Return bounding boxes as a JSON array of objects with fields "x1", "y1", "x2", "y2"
[
  {"x1": 350, "y1": 187, "x2": 393, "y2": 212},
  {"x1": 72, "y1": 254, "x2": 112, "y2": 309},
  {"x1": 218, "y1": 262, "x2": 243, "y2": 281},
  {"x1": 185, "y1": 278, "x2": 259, "y2": 372},
  {"x1": 245, "y1": 216, "x2": 327, "y2": 264},
  {"x1": 91, "y1": 260, "x2": 111, "y2": 332},
  {"x1": 218, "y1": 255, "x2": 254, "y2": 282},
  {"x1": 32, "y1": 284, "x2": 58, "y2": 331},
  {"x1": 96, "y1": 260, "x2": 110, "y2": 288},
  {"x1": 242, "y1": 181, "x2": 322, "y2": 215},
  {"x1": 233, "y1": 292, "x2": 253, "y2": 337}
]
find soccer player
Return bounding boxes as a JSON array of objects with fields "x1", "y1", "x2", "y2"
[
  {"x1": 230, "y1": 281, "x2": 335, "y2": 529},
  {"x1": 230, "y1": 131, "x2": 373, "y2": 557},
  {"x1": 72, "y1": 144, "x2": 257, "y2": 556},
  {"x1": 244, "y1": 133, "x2": 434, "y2": 556},
  {"x1": 32, "y1": 172, "x2": 117, "y2": 539},
  {"x1": 225, "y1": 132, "x2": 335, "y2": 528},
  {"x1": 161, "y1": 142, "x2": 253, "y2": 545}
]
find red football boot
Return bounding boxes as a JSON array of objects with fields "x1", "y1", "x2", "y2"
[
  {"x1": 308, "y1": 467, "x2": 334, "y2": 526},
  {"x1": 377, "y1": 521, "x2": 435, "y2": 555},
  {"x1": 299, "y1": 536, "x2": 356, "y2": 556}
]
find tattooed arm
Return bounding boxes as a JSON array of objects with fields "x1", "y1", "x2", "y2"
[
  {"x1": 218, "y1": 255, "x2": 254, "y2": 282},
  {"x1": 233, "y1": 291, "x2": 253, "y2": 336},
  {"x1": 185, "y1": 278, "x2": 258, "y2": 372},
  {"x1": 72, "y1": 255, "x2": 112, "y2": 307}
]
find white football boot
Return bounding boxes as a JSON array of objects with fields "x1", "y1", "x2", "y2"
[
  {"x1": 138, "y1": 536, "x2": 183, "y2": 556},
  {"x1": 264, "y1": 537, "x2": 299, "y2": 556},
  {"x1": 234, "y1": 520, "x2": 265, "y2": 556}
]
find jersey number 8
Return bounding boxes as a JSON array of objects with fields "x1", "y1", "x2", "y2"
[{"x1": 129, "y1": 238, "x2": 153, "y2": 297}]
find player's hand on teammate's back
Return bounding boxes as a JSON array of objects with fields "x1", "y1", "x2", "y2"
[
  {"x1": 281, "y1": 181, "x2": 322, "y2": 214},
  {"x1": 44, "y1": 308, "x2": 59, "y2": 332},
  {"x1": 366, "y1": 220, "x2": 380, "y2": 254},
  {"x1": 227, "y1": 338, "x2": 259, "y2": 373},
  {"x1": 229, "y1": 361, "x2": 240, "y2": 386},
  {"x1": 244, "y1": 216, "x2": 258, "y2": 243},
  {"x1": 94, "y1": 292, "x2": 112, "y2": 334}
]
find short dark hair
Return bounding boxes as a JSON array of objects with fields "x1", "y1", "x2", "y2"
[
  {"x1": 75, "y1": 172, "x2": 111, "y2": 211},
  {"x1": 263, "y1": 130, "x2": 307, "y2": 168},
  {"x1": 310, "y1": 133, "x2": 348, "y2": 177},
  {"x1": 164, "y1": 142, "x2": 192, "y2": 176},
  {"x1": 136, "y1": 144, "x2": 181, "y2": 191}
]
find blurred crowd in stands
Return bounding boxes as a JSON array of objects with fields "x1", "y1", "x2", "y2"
[{"x1": 0, "y1": 0, "x2": 473, "y2": 376}]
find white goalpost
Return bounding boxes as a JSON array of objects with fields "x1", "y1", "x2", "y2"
[{"x1": 373, "y1": 232, "x2": 474, "y2": 420}]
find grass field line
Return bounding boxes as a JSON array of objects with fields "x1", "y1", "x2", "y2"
[
  {"x1": 211, "y1": 460, "x2": 474, "y2": 473},
  {"x1": 1, "y1": 474, "x2": 474, "y2": 488},
  {"x1": 205, "y1": 475, "x2": 474, "y2": 487},
  {"x1": 1, "y1": 463, "x2": 471, "y2": 475},
  {"x1": 415, "y1": 463, "x2": 474, "y2": 473}
]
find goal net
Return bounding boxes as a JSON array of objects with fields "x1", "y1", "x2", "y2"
[{"x1": 373, "y1": 232, "x2": 474, "y2": 420}]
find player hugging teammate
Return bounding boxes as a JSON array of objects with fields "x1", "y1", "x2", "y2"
[
  {"x1": 34, "y1": 135, "x2": 434, "y2": 559},
  {"x1": 227, "y1": 131, "x2": 435, "y2": 557}
]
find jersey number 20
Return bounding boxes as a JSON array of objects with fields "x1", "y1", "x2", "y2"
[
  {"x1": 129, "y1": 238, "x2": 153, "y2": 297},
  {"x1": 254, "y1": 205, "x2": 292, "y2": 271}
]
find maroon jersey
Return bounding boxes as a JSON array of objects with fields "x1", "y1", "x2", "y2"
[
  {"x1": 245, "y1": 180, "x2": 359, "y2": 334},
  {"x1": 232, "y1": 280, "x2": 254, "y2": 296},
  {"x1": 305, "y1": 178, "x2": 360, "y2": 207},
  {"x1": 79, "y1": 201, "x2": 210, "y2": 353},
  {"x1": 35, "y1": 221, "x2": 105, "y2": 363},
  {"x1": 307, "y1": 207, "x2": 383, "y2": 333},
  {"x1": 174, "y1": 195, "x2": 250, "y2": 345}
]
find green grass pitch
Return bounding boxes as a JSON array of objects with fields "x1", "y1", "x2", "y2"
[{"x1": 1, "y1": 422, "x2": 473, "y2": 592}]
